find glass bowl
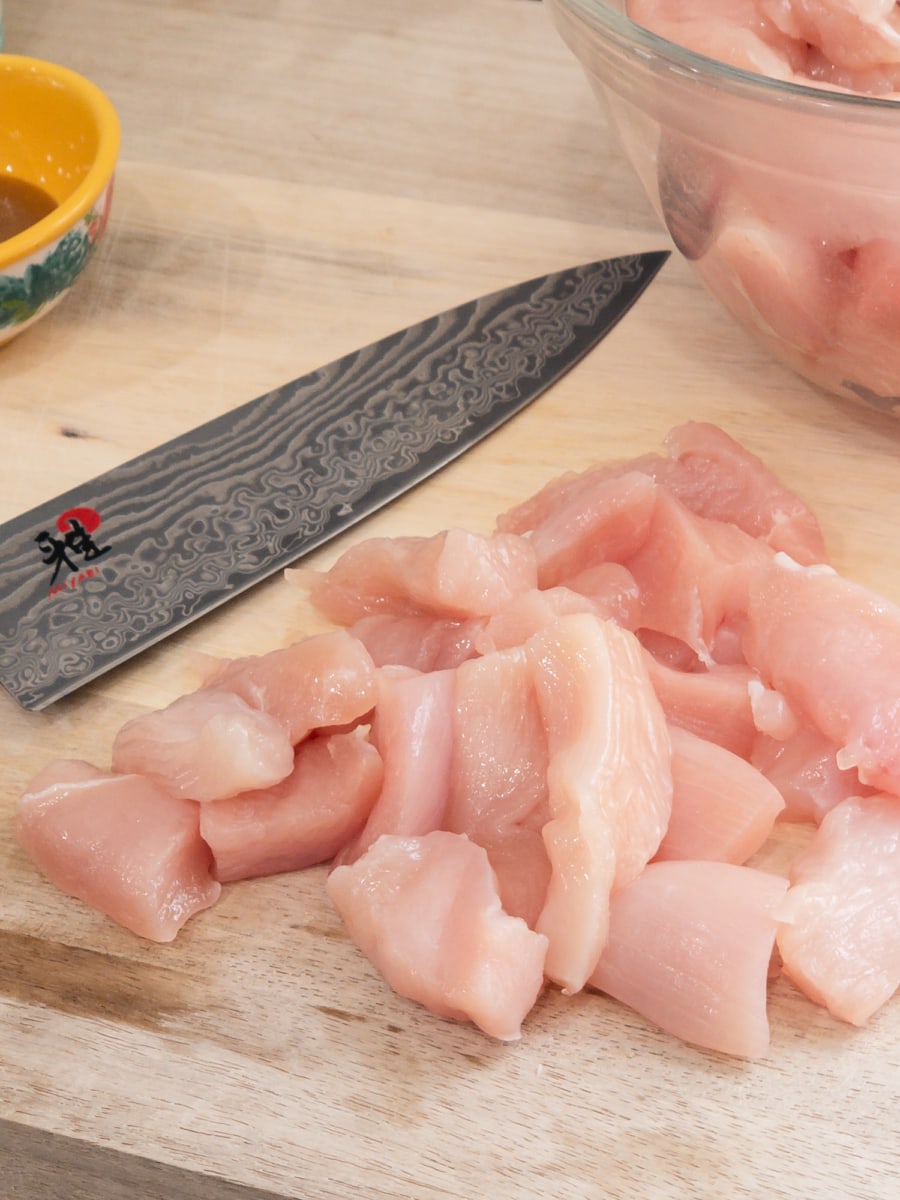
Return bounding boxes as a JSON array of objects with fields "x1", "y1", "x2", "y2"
[{"x1": 547, "y1": 0, "x2": 900, "y2": 415}]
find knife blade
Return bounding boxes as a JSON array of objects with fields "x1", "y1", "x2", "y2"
[{"x1": 0, "y1": 250, "x2": 668, "y2": 710}]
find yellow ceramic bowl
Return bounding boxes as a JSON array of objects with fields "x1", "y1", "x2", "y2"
[{"x1": 0, "y1": 54, "x2": 120, "y2": 345}]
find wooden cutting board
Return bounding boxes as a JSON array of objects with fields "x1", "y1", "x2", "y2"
[{"x1": 3, "y1": 2, "x2": 900, "y2": 1197}]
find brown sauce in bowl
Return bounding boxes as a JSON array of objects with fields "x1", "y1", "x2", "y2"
[{"x1": 0, "y1": 176, "x2": 58, "y2": 243}]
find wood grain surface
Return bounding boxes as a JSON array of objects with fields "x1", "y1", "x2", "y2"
[{"x1": 2, "y1": 2, "x2": 900, "y2": 1198}]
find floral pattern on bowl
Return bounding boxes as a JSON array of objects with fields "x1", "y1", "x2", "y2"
[{"x1": 0, "y1": 178, "x2": 114, "y2": 344}]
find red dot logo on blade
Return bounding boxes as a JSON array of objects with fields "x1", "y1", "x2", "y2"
[{"x1": 57, "y1": 507, "x2": 103, "y2": 535}]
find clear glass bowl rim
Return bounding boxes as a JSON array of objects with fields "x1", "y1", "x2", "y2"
[{"x1": 551, "y1": 0, "x2": 900, "y2": 118}]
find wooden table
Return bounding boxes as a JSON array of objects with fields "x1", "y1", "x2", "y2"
[{"x1": 3, "y1": 2, "x2": 900, "y2": 1197}]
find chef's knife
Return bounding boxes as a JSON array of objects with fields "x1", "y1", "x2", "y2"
[{"x1": 0, "y1": 250, "x2": 668, "y2": 710}]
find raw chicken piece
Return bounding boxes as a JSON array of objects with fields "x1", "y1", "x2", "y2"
[
  {"x1": 708, "y1": 617, "x2": 751, "y2": 666},
  {"x1": 498, "y1": 422, "x2": 826, "y2": 567},
  {"x1": 202, "y1": 630, "x2": 377, "y2": 744},
  {"x1": 527, "y1": 614, "x2": 673, "y2": 992},
  {"x1": 628, "y1": 0, "x2": 900, "y2": 84},
  {"x1": 303, "y1": 528, "x2": 537, "y2": 625},
  {"x1": 660, "y1": 422, "x2": 829, "y2": 566},
  {"x1": 629, "y1": 0, "x2": 809, "y2": 79},
  {"x1": 725, "y1": 151, "x2": 900, "y2": 253},
  {"x1": 655, "y1": 725, "x2": 784, "y2": 863},
  {"x1": 326, "y1": 831, "x2": 548, "y2": 1041},
  {"x1": 475, "y1": 573, "x2": 641, "y2": 657},
  {"x1": 111, "y1": 689, "x2": 295, "y2": 802},
  {"x1": 847, "y1": 238, "x2": 900, "y2": 335},
  {"x1": 525, "y1": 470, "x2": 657, "y2": 590},
  {"x1": 804, "y1": 46, "x2": 900, "y2": 92},
  {"x1": 639, "y1": 630, "x2": 703, "y2": 671},
  {"x1": 348, "y1": 613, "x2": 483, "y2": 672},
  {"x1": 16, "y1": 760, "x2": 220, "y2": 942},
  {"x1": 747, "y1": 679, "x2": 801, "y2": 740},
  {"x1": 751, "y1": 724, "x2": 873, "y2": 824},
  {"x1": 590, "y1": 860, "x2": 789, "y2": 1059},
  {"x1": 777, "y1": 793, "x2": 900, "y2": 1025},
  {"x1": 757, "y1": 0, "x2": 900, "y2": 70},
  {"x1": 473, "y1": 827, "x2": 553, "y2": 932},
  {"x1": 643, "y1": 655, "x2": 759, "y2": 759},
  {"x1": 624, "y1": 488, "x2": 771, "y2": 664},
  {"x1": 561, "y1": 563, "x2": 642, "y2": 630},
  {"x1": 743, "y1": 554, "x2": 900, "y2": 793},
  {"x1": 199, "y1": 731, "x2": 383, "y2": 883},
  {"x1": 706, "y1": 217, "x2": 845, "y2": 358},
  {"x1": 446, "y1": 647, "x2": 549, "y2": 836},
  {"x1": 829, "y1": 239, "x2": 900, "y2": 401},
  {"x1": 446, "y1": 647, "x2": 552, "y2": 926},
  {"x1": 473, "y1": 587, "x2": 602, "y2": 655},
  {"x1": 495, "y1": 460, "x2": 637, "y2": 537},
  {"x1": 630, "y1": 0, "x2": 900, "y2": 91},
  {"x1": 336, "y1": 667, "x2": 456, "y2": 865}
]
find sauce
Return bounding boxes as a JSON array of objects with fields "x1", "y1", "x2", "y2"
[{"x1": 0, "y1": 176, "x2": 58, "y2": 243}]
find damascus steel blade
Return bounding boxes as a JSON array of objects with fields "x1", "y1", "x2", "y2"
[{"x1": 0, "y1": 250, "x2": 669, "y2": 709}]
